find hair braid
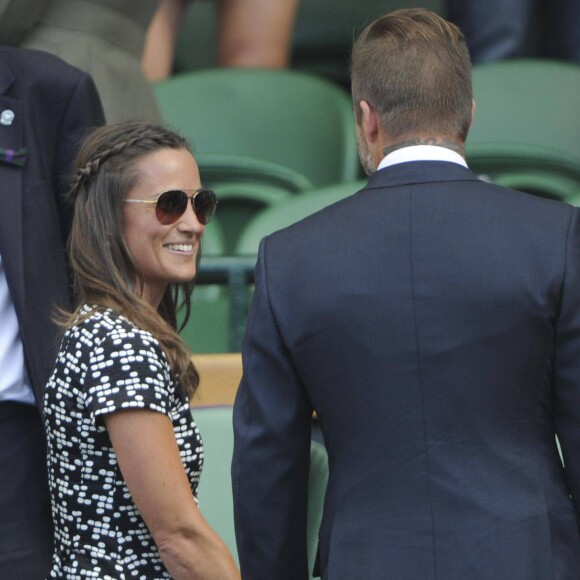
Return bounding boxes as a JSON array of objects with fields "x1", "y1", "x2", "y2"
[{"x1": 69, "y1": 123, "x2": 188, "y2": 199}]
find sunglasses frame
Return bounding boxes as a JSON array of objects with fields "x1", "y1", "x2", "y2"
[{"x1": 123, "y1": 188, "x2": 217, "y2": 225}]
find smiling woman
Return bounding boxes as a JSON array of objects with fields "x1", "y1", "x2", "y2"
[
  {"x1": 122, "y1": 148, "x2": 208, "y2": 307},
  {"x1": 42, "y1": 122, "x2": 238, "y2": 579}
]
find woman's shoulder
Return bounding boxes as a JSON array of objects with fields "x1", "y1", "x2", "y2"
[
  {"x1": 73, "y1": 304, "x2": 135, "y2": 334},
  {"x1": 70, "y1": 305, "x2": 164, "y2": 357}
]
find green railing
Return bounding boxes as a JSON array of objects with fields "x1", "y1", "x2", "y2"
[{"x1": 195, "y1": 256, "x2": 256, "y2": 351}]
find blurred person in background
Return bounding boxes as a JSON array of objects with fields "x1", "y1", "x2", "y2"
[
  {"x1": 447, "y1": 0, "x2": 580, "y2": 63},
  {"x1": 142, "y1": 0, "x2": 300, "y2": 81},
  {"x1": 0, "y1": 0, "x2": 163, "y2": 123}
]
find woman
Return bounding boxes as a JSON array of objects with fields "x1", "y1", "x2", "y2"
[{"x1": 43, "y1": 122, "x2": 240, "y2": 579}]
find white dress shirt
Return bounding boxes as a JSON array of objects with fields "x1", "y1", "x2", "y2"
[{"x1": 0, "y1": 253, "x2": 34, "y2": 404}]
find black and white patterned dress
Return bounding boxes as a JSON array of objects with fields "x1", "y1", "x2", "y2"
[{"x1": 44, "y1": 306, "x2": 204, "y2": 579}]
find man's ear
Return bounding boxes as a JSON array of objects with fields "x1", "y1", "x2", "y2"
[
  {"x1": 470, "y1": 99, "x2": 476, "y2": 128},
  {"x1": 358, "y1": 100, "x2": 380, "y2": 144}
]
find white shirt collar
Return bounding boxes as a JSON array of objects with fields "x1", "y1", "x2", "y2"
[{"x1": 377, "y1": 145, "x2": 468, "y2": 171}]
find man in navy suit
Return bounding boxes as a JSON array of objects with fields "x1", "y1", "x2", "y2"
[
  {"x1": 232, "y1": 8, "x2": 580, "y2": 579},
  {"x1": 0, "y1": 46, "x2": 103, "y2": 579}
]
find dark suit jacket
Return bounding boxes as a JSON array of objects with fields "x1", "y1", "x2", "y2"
[
  {"x1": 0, "y1": 46, "x2": 104, "y2": 407},
  {"x1": 232, "y1": 161, "x2": 580, "y2": 579}
]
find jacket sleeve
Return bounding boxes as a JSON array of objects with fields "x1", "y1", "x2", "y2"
[
  {"x1": 554, "y1": 205, "x2": 580, "y2": 520},
  {"x1": 232, "y1": 237, "x2": 313, "y2": 579}
]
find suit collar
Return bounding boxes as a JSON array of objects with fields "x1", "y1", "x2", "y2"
[
  {"x1": 366, "y1": 160, "x2": 479, "y2": 190},
  {"x1": 378, "y1": 145, "x2": 468, "y2": 170}
]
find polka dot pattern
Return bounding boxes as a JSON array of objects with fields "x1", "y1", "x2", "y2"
[{"x1": 44, "y1": 306, "x2": 203, "y2": 578}]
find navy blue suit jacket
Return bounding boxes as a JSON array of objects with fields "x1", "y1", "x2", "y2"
[
  {"x1": 0, "y1": 46, "x2": 104, "y2": 407},
  {"x1": 232, "y1": 161, "x2": 580, "y2": 579}
]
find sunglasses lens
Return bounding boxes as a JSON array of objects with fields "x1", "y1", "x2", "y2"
[
  {"x1": 154, "y1": 189, "x2": 217, "y2": 225},
  {"x1": 193, "y1": 189, "x2": 217, "y2": 225},
  {"x1": 155, "y1": 190, "x2": 188, "y2": 224}
]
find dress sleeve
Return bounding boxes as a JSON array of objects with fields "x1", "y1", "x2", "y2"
[{"x1": 83, "y1": 324, "x2": 174, "y2": 423}]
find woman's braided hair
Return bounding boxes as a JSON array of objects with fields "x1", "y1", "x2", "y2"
[
  {"x1": 62, "y1": 121, "x2": 199, "y2": 397},
  {"x1": 70, "y1": 139, "x2": 134, "y2": 196},
  {"x1": 70, "y1": 122, "x2": 188, "y2": 199}
]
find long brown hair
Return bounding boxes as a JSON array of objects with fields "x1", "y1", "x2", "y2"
[{"x1": 62, "y1": 121, "x2": 199, "y2": 396}]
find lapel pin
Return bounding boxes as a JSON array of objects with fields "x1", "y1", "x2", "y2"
[
  {"x1": 0, "y1": 146, "x2": 27, "y2": 167},
  {"x1": 0, "y1": 110, "x2": 15, "y2": 126}
]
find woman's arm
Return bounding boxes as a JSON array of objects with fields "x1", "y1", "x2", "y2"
[{"x1": 104, "y1": 409, "x2": 240, "y2": 580}]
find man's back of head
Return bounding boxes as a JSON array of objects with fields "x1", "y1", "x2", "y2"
[{"x1": 351, "y1": 9, "x2": 473, "y2": 146}]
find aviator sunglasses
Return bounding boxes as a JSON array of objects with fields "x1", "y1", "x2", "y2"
[{"x1": 123, "y1": 188, "x2": 217, "y2": 225}]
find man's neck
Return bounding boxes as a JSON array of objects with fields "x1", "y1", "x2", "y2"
[{"x1": 382, "y1": 136, "x2": 465, "y2": 158}]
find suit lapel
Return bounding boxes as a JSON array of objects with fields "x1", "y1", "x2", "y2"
[{"x1": 0, "y1": 54, "x2": 25, "y2": 316}]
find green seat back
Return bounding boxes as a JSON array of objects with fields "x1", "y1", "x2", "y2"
[
  {"x1": 153, "y1": 68, "x2": 359, "y2": 188},
  {"x1": 181, "y1": 294, "x2": 230, "y2": 354},
  {"x1": 198, "y1": 154, "x2": 313, "y2": 253},
  {"x1": 193, "y1": 407, "x2": 238, "y2": 564},
  {"x1": 469, "y1": 59, "x2": 580, "y2": 161},
  {"x1": 466, "y1": 142, "x2": 580, "y2": 201},
  {"x1": 199, "y1": 154, "x2": 313, "y2": 194},
  {"x1": 467, "y1": 60, "x2": 580, "y2": 201},
  {"x1": 564, "y1": 192, "x2": 580, "y2": 207},
  {"x1": 193, "y1": 406, "x2": 328, "y2": 578},
  {"x1": 201, "y1": 218, "x2": 226, "y2": 257},
  {"x1": 236, "y1": 180, "x2": 367, "y2": 255}
]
